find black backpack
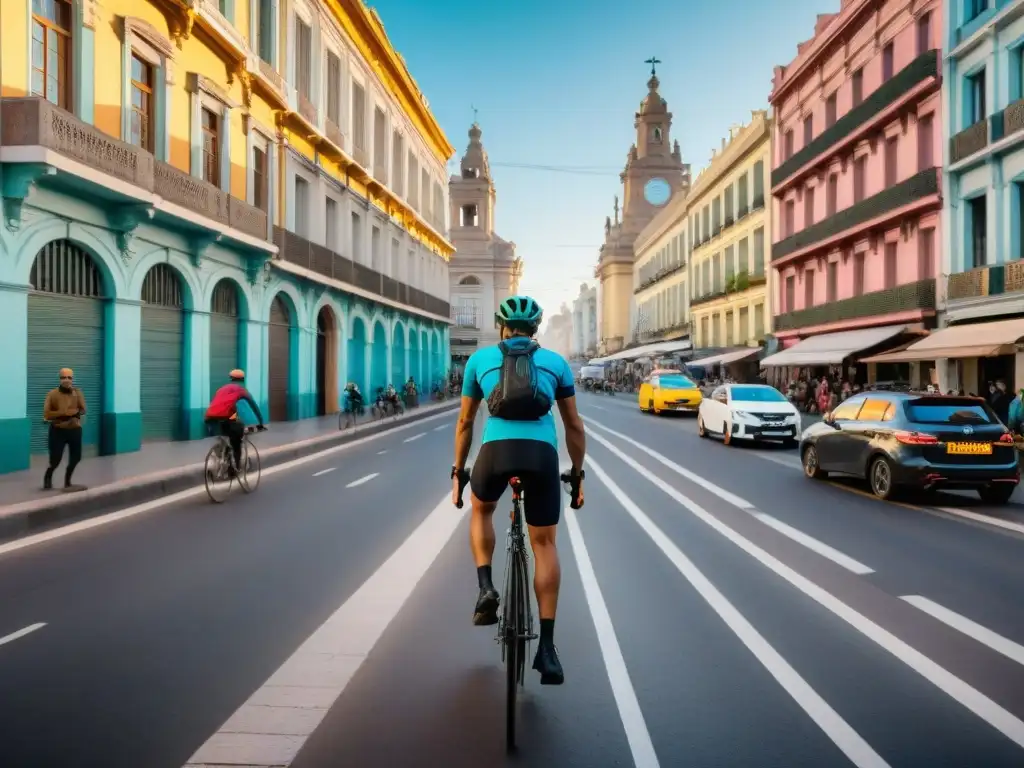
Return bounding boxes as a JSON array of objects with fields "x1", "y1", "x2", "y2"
[{"x1": 486, "y1": 340, "x2": 553, "y2": 421}]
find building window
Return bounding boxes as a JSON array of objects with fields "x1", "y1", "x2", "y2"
[
  {"x1": 373, "y1": 107, "x2": 387, "y2": 178},
  {"x1": 919, "y1": 228, "x2": 935, "y2": 279},
  {"x1": 804, "y1": 186, "x2": 815, "y2": 227},
  {"x1": 421, "y1": 168, "x2": 430, "y2": 218},
  {"x1": 784, "y1": 129, "x2": 794, "y2": 160},
  {"x1": 884, "y1": 242, "x2": 897, "y2": 288},
  {"x1": 461, "y1": 203, "x2": 478, "y2": 227},
  {"x1": 31, "y1": 0, "x2": 73, "y2": 109},
  {"x1": 255, "y1": 0, "x2": 274, "y2": 64},
  {"x1": 825, "y1": 94, "x2": 837, "y2": 128},
  {"x1": 352, "y1": 82, "x2": 366, "y2": 152},
  {"x1": 326, "y1": 51, "x2": 341, "y2": 124},
  {"x1": 325, "y1": 196, "x2": 337, "y2": 249},
  {"x1": 408, "y1": 151, "x2": 419, "y2": 208},
  {"x1": 724, "y1": 184, "x2": 734, "y2": 222},
  {"x1": 804, "y1": 269, "x2": 815, "y2": 308},
  {"x1": 784, "y1": 199, "x2": 795, "y2": 237},
  {"x1": 712, "y1": 253, "x2": 722, "y2": 291},
  {"x1": 967, "y1": 68, "x2": 986, "y2": 125},
  {"x1": 966, "y1": 0, "x2": 988, "y2": 23},
  {"x1": 968, "y1": 194, "x2": 987, "y2": 268},
  {"x1": 918, "y1": 114, "x2": 934, "y2": 169},
  {"x1": 827, "y1": 174, "x2": 838, "y2": 216},
  {"x1": 351, "y1": 211, "x2": 363, "y2": 263},
  {"x1": 917, "y1": 12, "x2": 932, "y2": 55},
  {"x1": 738, "y1": 174, "x2": 748, "y2": 212},
  {"x1": 712, "y1": 198, "x2": 721, "y2": 232},
  {"x1": 852, "y1": 68, "x2": 863, "y2": 106},
  {"x1": 803, "y1": 115, "x2": 813, "y2": 147},
  {"x1": 882, "y1": 43, "x2": 894, "y2": 82},
  {"x1": 853, "y1": 155, "x2": 867, "y2": 202},
  {"x1": 252, "y1": 143, "x2": 268, "y2": 212},
  {"x1": 752, "y1": 161, "x2": 764, "y2": 205},
  {"x1": 784, "y1": 275, "x2": 795, "y2": 312},
  {"x1": 753, "y1": 304, "x2": 764, "y2": 339},
  {"x1": 853, "y1": 252, "x2": 866, "y2": 295},
  {"x1": 294, "y1": 17, "x2": 312, "y2": 99},
  {"x1": 827, "y1": 260, "x2": 838, "y2": 301},
  {"x1": 201, "y1": 107, "x2": 220, "y2": 186},
  {"x1": 885, "y1": 137, "x2": 898, "y2": 187},
  {"x1": 738, "y1": 237, "x2": 749, "y2": 274},
  {"x1": 752, "y1": 227, "x2": 765, "y2": 276},
  {"x1": 294, "y1": 176, "x2": 308, "y2": 236},
  {"x1": 130, "y1": 54, "x2": 155, "y2": 151},
  {"x1": 392, "y1": 131, "x2": 404, "y2": 197}
]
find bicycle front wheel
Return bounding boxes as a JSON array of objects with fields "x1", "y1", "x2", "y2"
[
  {"x1": 237, "y1": 437, "x2": 262, "y2": 493},
  {"x1": 204, "y1": 444, "x2": 233, "y2": 503}
]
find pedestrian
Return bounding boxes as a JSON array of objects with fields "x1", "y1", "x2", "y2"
[
  {"x1": 42, "y1": 367, "x2": 87, "y2": 491},
  {"x1": 991, "y1": 379, "x2": 1013, "y2": 425}
]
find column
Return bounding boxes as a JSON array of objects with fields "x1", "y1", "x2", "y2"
[
  {"x1": 103, "y1": 299, "x2": 143, "y2": 454},
  {"x1": 0, "y1": 286, "x2": 29, "y2": 472},
  {"x1": 181, "y1": 309, "x2": 210, "y2": 440},
  {"x1": 244, "y1": 317, "x2": 269, "y2": 419}
]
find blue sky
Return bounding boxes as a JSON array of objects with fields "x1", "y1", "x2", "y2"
[{"x1": 372, "y1": 0, "x2": 837, "y2": 328}]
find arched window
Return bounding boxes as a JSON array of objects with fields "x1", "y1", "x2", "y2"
[{"x1": 459, "y1": 275, "x2": 481, "y2": 286}]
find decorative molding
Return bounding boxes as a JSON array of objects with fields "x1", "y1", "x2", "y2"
[
  {"x1": 187, "y1": 72, "x2": 239, "y2": 109},
  {"x1": 1, "y1": 164, "x2": 56, "y2": 231},
  {"x1": 107, "y1": 204, "x2": 156, "y2": 263},
  {"x1": 123, "y1": 16, "x2": 175, "y2": 58}
]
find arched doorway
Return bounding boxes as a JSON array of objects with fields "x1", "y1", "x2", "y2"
[
  {"x1": 391, "y1": 321, "x2": 406, "y2": 392},
  {"x1": 140, "y1": 264, "x2": 186, "y2": 441},
  {"x1": 268, "y1": 294, "x2": 293, "y2": 421},
  {"x1": 316, "y1": 306, "x2": 339, "y2": 415},
  {"x1": 348, "y1": 316, "x2": 367, "y2": 394},
  {"x1": 371, "y1": 320, "x2": 388, "y2": 393},
  {"x1": 210, "y1": 280, "x2": 241, "y2": 398},
  {"x1": 26, "y1": 240, "x2": 107, "y2": 456},
  {"x1": 408, "y1": 327, "x2": 420, "y2": 390}
]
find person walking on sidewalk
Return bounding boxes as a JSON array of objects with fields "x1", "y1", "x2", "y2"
[{"x1": 42, "y1": 368, "x2": 87, "y2": 491}]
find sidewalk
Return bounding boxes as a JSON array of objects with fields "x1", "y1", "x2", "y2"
[{"x1": 0, "y1": 400, "x2": 458, "y2": 542}]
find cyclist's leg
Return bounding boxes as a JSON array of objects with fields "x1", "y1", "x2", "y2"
[
  {"x1": 468, "y1": 441, "x2": 509, "y2": 626},
  {"x1": 223, "y1": 419, "x2": 244, "y2": 468},
  {"x1": 520, "y1": 443, "x2": 565, "y2": 684}
]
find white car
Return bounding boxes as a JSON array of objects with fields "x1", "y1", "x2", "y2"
[{"x1": 697, "y1": 383, "x2": 802, "y2": 448}]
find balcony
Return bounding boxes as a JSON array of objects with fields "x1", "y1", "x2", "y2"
[
  {"x1": 634, "y1": 261, "x2": 686, "y2": 294},
  {"x1": 773, "y1": 278, "x2": 936, "y2": 332},
  {"x1": 950, "y1": 119, "x2": 988, "y2": 164},
  {"x1": 690, "y1": 273, "x2": 767, "y2": 308},
  {"x1": 297, "y1": 92, "x2": 318, "y2": 127},
  {"x1": 450, "y1": 308, "x2": 480, "y2": 330},
  {"x1": 273, "y1": 227, "x2": 450, "y2": 318},
  {"x1": 249, "y1": 56, "x2": 287, "y2": 106},
  {"x1": 353, "y1": 145, "x2": 370, "y2": 169},
  {"x1": 771, "y1": 168, "x2": 939, "y2": 263},
  {"x1": 771, "y1": 50, "x2": 939, "y2": 188},
  {"x1": 0, "y1": 97, "x2": 267, "y2": 243},
  {"x1": 947, "y1": 261, "x2": 1024, "y2": 302}
]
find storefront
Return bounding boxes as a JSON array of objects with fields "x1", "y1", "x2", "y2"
[{"x1": 759, "y1": 324, "x2": 922, "y2": 383}]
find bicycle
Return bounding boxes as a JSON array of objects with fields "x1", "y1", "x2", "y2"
[
  {"x1": 339, "y1": 402, "x2": 365, "y2": 430},
  {"x1": 204, "y1": 425, "x2": 266, "y2": 503},
  {"x1": 454, "y1": 466, "x2": 584, "y2": 752}
]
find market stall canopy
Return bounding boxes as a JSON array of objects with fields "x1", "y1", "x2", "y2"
[
  {"x1": 759, "y1": 325, "x2": 910, "y2": 367},
  {"x1": 590, "y1": 338, "x2": 692, "y2": 364},
  {"x1": 860, "y1": 317, "x2": 1024, "y2": 363},
  {"x1": 686, "y1": 347, "x2": 759, "y2": 368}
]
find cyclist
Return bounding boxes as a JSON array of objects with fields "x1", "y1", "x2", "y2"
[
  {"x1": 205, "y1": 369, "x2": 266, "y2": 473},
  {"x1": 450, "y1": 295, "x2": 585, "y2": 686}
]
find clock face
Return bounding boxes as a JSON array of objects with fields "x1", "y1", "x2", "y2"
[{"x1": 644, "y1": 178, "x2": 671, "y2": 206}]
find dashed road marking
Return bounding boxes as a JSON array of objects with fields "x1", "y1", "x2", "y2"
[
  {"x1": 0, "y1": 623, "x2": 45, "y2": 648},
  {"x1": 750, "y1": 511, "x2": 874, "y2": 575},
  {"x1": 376, "y1": 450, "x2": 388, "y2": 455},
  {"x1": 933, "y1": 507, "x2": 1024, "y2": 536},
  {"x1": 902, "y1": 596, "x2": 1024, "y2": 667},
  {"x1": 345, "y1": 473, "x2": 379, "y2": 489},
  {"x1": 403, "y1": 433, "x2": 425, "y2": 443},
  {"x1": 312, "y1": 468, "x2": 335, "y2": 477}
]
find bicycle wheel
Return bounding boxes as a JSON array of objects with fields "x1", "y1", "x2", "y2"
[
  {"x1": 504, "y1": 551, "x2": 521, "y2": 753},
  {"x1": 237, "y1": 436, "x2": 261, "y2": 493},
  {"x1": 204, "y1": 442, "x2": 233, "y2": 503}
]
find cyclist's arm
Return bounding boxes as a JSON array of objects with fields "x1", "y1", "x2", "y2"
[
  {"x1": 241, "y1": 390, "x2": 265, "y2": 425},
  {"x1": 454, "y1": 356, "x2": 484, "y2": 470},
  {"x1": 555, "y1": 362, "x2": 585, "y2": 472}
]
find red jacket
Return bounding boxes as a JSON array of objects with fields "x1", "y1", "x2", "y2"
[{"x1": 206, "y1": 383, "x2": 257, "y2": 420}]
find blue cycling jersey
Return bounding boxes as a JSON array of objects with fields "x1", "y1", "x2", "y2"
[{"x1": 462, "y1": 337, "x2": 576, "y2": 447}]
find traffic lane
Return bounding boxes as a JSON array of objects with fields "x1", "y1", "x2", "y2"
[
  {"x1": 289, "y1": 463, "x2": 638, "y2": 768},
  {"x1": 580, "y1": 401, "x2": 1024, "y2": 647},
  {"x1": 585, "y1": 440, "x2": 1024, "y2": 765},
  {"x1": 0, "y1": 430, "x2": 455, "y2": 768}
]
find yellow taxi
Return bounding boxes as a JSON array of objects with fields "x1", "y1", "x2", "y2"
[{"x1": 638, "y1": 369, "x2": 703, "y2": 415}]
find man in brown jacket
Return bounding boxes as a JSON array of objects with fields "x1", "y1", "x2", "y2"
[{"x1": 43, "y1": 368, "x2": 87, "y2": 491}]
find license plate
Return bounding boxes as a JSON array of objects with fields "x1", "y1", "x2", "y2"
[
  {"x1": 947, "y1": 442, "x2": 993, "y2": 455},
  {"x1": 763, "y1": 430, "x2": 789, "y2": 436}
]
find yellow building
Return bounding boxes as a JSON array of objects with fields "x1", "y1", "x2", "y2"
[
  {"x1": 631, "y1": 191, "x2": 690, "y2": 350},
  {"x1": 0, "y1": 0, "x2": 454, "y2": 474},
  {"x1": 686, "y1": 112, "x2": 773, "y2": 351}
]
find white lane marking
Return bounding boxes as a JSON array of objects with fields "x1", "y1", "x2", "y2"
[
  {"x1": 590, "y1": 405, "x2": 608, "y2": 411},
  {"x1": 183, "y1": 494, "x2": 465, "y2": 768},
  {"x1": 564, "y1": 508, "x2": 660, "y2": 767},
  {"x1": 750, "y1": 511, "x2": 874, "y2": 575},
  {"x1": 377, "y1": 450, "x2": 388, "y2": 455},
  {"x1": 756, "y1": 452, "x2": 803, "y2": 471},
  {"x1": 433, "y1": 424, "x2": 449, "y2": 431},
  {"x1": 586, "y1": 457, "x2": 888, "y2": 767},
  {"x1": 0, "y1": 622, "x2": 46, "y2": 648},
  {"x1": 403, "y1": 432, "x2": 425, "y2": 443},
  {"x1": 585, "y1": 426, "x2": 873, "y2": 575},
  {"x1": 592, "y1": 435, "x2": 1024, "y2": 750},
  {"x1": 312, "y1": 468, "x2": 335, "y2": 478},
  {"x1": 585, "y1": 417, "x2": 755, "y2": 510},
  {"x1": 0, "y1": 406, "x2": 457, "y2": 558},
  {"x1": 344, "y1": 473, "x2": 379, "y2": 488},
  {"x1": 902, "y1": 596, "x2": 1024, "y2": 667},
  {"x1": 934, "y1": 507, "x2": 1024, "y2": 536}
]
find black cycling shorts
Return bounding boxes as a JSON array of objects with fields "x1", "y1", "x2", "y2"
[{"x1": 470, "y1": 439, "x2": 561, "y2": 528}]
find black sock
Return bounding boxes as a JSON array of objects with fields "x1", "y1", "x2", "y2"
[
  {"x1": 477, "y1": 565, "x2": 493, "y2": 590},
  {"x1": 540, "y1": 618, "x2": 555, "y2": 644}
]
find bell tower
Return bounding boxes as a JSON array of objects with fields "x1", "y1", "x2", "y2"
[{"x1": 449, "y1": 122, "x2": 494, "y2": 242}]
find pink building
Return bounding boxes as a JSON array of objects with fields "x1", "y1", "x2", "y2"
[{"x1": 762, "y1": 0, "x2": 942, "y2": 382}]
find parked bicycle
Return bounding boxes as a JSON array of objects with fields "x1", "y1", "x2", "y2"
[{"x1": 204, "y1": 425, "x2": 265, "y2": 503}]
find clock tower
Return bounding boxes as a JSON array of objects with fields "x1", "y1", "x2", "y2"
[{"x1": 596, "y1": 60, "x2": 690, "y2": 354}]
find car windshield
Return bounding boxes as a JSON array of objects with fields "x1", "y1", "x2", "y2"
[
  {"x1": 656, "y1": 374, "x2": 695, "y2": 389},
  {"x1": 730, "y1": 386, "x2": 786, "y2": 402},
  {"x1": 904, "y1": 400, "x2": 995, "y2": 425}
]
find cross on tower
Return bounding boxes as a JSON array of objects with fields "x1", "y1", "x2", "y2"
[
  {"x1": 471, "y1": 104, "x2": 478, "y2": 123},
  {"x1": 645, "y1": 56, "x2": 661, "y2": 76}
]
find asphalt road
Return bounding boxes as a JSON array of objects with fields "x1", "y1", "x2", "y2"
[{"x1": 2, "y1": 393, "x2": 1024, "y2": 767}]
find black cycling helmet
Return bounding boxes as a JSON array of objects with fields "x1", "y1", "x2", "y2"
[{"x1": 495, "y1": 295, "x2": 543, "y2": 332}]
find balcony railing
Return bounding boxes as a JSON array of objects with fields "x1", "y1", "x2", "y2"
[
  {"x1": 273, "y1": 227, "x2": 450, "y2": 318},
  {"x1": 947, "y1": 261, "x2": 1024, "y2": 301},
  {"x1": 772, "y1": 168, "x2": 939, "y2": 262},
  {"x1": 771, "y1": 50, "x2": 939, "y2": 187},
  {"x1": 634, "y1": 261, "x2": 686, "y2": 293},
  {"x1": 298, "y1": 92, "x2": 318, "y2": 126},
  {"x1": 950, "y1": 119, "x2": 988, "y2": 164},
  {"x1": 1, "y1": 97, "x2": 267, "y2": 241},
  {"x1": 773, "y1": 278, "x2": 936, "y2": 332},
  {"x1": 689, "y1": 273, "x2": 767, "y2": 307}
]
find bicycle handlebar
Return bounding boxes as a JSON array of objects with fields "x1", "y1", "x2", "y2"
[
  {"x1": 453, "y1": 466, "x2": 471, "y2": 509},
  {"x1": 451, "y1": 466, "x2": 585, "y2": 510},
  {"x1": 244, "y1": 425, "x2": 268, "y2": 435}
]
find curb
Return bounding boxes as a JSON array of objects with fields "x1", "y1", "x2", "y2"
[{"x1": 0, "y1": 401, "x2": 460, "y2": 545}]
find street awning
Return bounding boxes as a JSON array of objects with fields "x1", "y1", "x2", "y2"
[
  {"x1": 591, "y1": 338, "x2": 692, "y2": 364},
  {"x1": 859, "y1": 317, "x2": 1024, "y2": 363},
  {"x1": 760, "y1": 324, "x2": 909, "y2": 367},
  {"x1": 687, "y1": 347, "x2": 760, "y2": 367}
]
